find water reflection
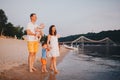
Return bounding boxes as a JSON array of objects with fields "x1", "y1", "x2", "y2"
[
  {"x1": 48, "y1": 72, "x2": 57, "y2": 80},
  {"x1": 40, "y1": 72, "x2": 57, "y2": 80},
  {"x1": 56, "y1": 51, "x2": 120, "y2": 80}
]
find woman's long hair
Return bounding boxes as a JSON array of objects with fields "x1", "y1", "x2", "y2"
[{"x1": 49, "y1": 25, "x2": 57, "y2": 36}]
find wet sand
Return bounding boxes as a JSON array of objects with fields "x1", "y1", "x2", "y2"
[{"x1": 0, "y1": 39, "x2": 69, "y2": 80}]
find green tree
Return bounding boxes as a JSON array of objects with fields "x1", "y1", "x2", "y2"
[
  {"x1": 40, "y1": 35, "x2": 47, "y2": 43},
  {"x1": 5, "y1": 22, "x2": 15, "y2": 37},
  {"x1": 5, "y1": 23, "x2": 24, "y2": 39},
  {"x1": 15, "y1": 26, "x2": 24, "y2": 39},
  {"x1": 0, "y1": 9, "x2": 8, "y2": 35},
  {"x1": 23, "y1": 30, "x2": 27, "y2": 35}
]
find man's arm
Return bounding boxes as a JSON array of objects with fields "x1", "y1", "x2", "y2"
[{"x1": 26, "y1": 29, "x2": 36, "y2": 36}]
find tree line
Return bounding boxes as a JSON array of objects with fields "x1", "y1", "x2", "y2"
[
  {"x1": 0, "y1": 9, "x2": 24, "y2": 39},
  {"x1": 1, "y1": 9, "x2": 120, "y2": 43},
  {"x1": 59, "y1": 30, "x2": 120, "y2": 44},
  {"x1": 0, "y1": 9, "x2": 49, "y2": 42}
]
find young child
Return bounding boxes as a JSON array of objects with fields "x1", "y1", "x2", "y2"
[
  {"x1": 41, "y1": 42, "x2": 49, "y2": 73},
  {"x1": 35, "y1": 23, "x2": 45, "y2": 41}
]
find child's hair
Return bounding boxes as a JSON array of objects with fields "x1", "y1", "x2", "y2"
[{"x1": 42, "y1": 42, "x2": 47, "y2": 46}]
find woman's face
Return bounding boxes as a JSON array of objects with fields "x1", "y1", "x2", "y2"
[{"x1": 52, "y1": 27, "x2": 56, "y2": 32}]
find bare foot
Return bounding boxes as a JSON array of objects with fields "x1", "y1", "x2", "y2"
[
  {"x1": 32, "y1": 67, "x2": 37, "y2": 71},
  {"x1": 50, "y1": 67, "x2": 54, "y2": 71},
  {"x1": 45, "y1": 69, "x2": 48, "y2": 73},
  {"x1": 41, "y1": 70, "x2": 44, "y2": 73},
  {"x1": 29, "y1": 69, "x2": 33, "y2": 72},
  {"x1": 54, "y1": 70, "x2": 59, "y2": 74}
]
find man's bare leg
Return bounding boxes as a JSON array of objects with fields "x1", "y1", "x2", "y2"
[
  {"x1": 28, "y1": 52, "x2": 34, "y2": 72},
  {"x1": 32, "y1": 53, "x2": 37, "y2": 71}
]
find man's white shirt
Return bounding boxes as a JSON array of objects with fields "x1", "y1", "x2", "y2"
[{"x1": 26, "y1": 22, "x2": 38, "y2": 41}]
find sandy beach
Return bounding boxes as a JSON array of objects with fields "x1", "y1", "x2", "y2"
[
  {"x1": 0, "y1": 38, "x2": 120, "y2": 80},
  {"x1": 0, "y1": 38, "x2": 69, "y2": 80}
]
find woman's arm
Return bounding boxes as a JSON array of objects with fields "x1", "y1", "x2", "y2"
[
  {"x1": 57, "y1": 34, "x2": 60, "y2": 38},
  {"x1": 47, "y1": 35, "x2": 51, "y2": 48},
  {"x1": 46, "y1": 48, "x2": 50, "y2": 57}
]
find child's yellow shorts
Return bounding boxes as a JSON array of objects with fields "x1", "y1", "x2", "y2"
[
  {"x1": 41, "y1": 58, "x2": 47, "y2": 65},
  {"x1": 27, "y1": 41, "x2": 39, "y2": 53}
]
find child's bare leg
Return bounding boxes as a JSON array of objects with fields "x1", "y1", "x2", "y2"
[
  {"x1": 41, "y1": 65, "x2": 44, "y2": 72},
  {"x1": 43, "y1": 65, "x2": 48, "y2": 72},
  {"x1": 44, "y1": 65, "x2": 48, "y2": 72}
]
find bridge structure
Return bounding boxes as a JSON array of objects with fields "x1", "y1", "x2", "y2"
[{"x1": 62, "y1": 36, "x2": 116, "y2": 54}]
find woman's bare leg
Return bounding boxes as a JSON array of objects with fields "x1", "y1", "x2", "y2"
[
  {"x1": 53, "y1": 57, "x2": 59, "y2": 73},
  {"x1": 50, "y1": 57, "x2": 54, "y2": 71}
]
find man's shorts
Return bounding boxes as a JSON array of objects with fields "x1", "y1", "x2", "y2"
[
  {"x1": 27, "y1": 41, "x2": 39, "y2": 53},
  {"x1": 41, "y1": 58, "x2": 47, "y2": 65}
]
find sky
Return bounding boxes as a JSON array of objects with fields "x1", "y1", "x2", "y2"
[{"x1": 0, "y1": 0, "x2": 120, "y2": 37}]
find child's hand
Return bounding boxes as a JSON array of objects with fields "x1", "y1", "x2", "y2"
[
  {"x1": 36, "y1": 33, "x2": 40, "y2": 36},
  {"x1": 35, "y1": 27, "x2": 41, "y2": 32},
  {"x1": 40, "y1": 23, "x2": 45, "y2": 29}
]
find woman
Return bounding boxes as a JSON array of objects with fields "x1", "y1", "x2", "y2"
[{"x1": 47, "y1": 25, "x2": 60, "y2": 74}]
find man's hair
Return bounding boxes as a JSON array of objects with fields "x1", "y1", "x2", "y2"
[{"x1": 30, "y1": 13, "x2": 36, "y2": 18}]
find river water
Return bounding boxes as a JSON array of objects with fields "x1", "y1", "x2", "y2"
[{"x1": 56, "y1": 50, "x2": 120, "y2": 80}]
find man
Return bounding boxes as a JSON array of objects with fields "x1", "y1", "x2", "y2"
[{"x1": 26, "y1": 13, "x2": 40, "y2": 72}]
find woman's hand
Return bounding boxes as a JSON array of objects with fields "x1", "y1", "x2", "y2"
[{"x1": 57, "y1": 34, "x2": 60, "y2": 38}]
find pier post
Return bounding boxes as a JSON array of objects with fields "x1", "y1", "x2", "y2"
[
  {"x1": 106, "y1": 38, "x2": 109, "y2": 56},
  {"x1": 81, "y1": 36, "x2": 84, "y2": 54}
]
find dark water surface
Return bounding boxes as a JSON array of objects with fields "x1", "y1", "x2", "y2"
[{"x1": 56, "y1": 50, "x2": 120, "y2": 80}]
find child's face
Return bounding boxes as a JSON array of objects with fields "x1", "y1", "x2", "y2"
[{"x1": 40, "y1": 23, "x2": 45, "y2": 28}]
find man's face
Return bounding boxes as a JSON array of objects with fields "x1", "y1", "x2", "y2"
[{"x1": 31, "y1": 14, "x2": 37, "y2": 22}]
